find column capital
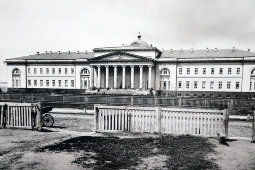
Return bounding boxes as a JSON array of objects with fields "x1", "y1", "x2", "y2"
[
  {"x1": 139, "y1": 65, "x2": 143, "y2": 68},
  {"x1": 105, "y1": 66, "x2": 109, "y2": 68},
  {"x1": 130, "y1": 65, "x2": 135, "y2": 68},
  {"x1": 90, "y1": 66, "x2": 94, "y2": 68},
  {"x1": 97, "y1": 66, "x2": 101, "y2": 68},
  {"x1": 122, "y1": 66, "x2": 126, "y2": 68},
  {"x1": 148, "y1": 65, "x2": 153, "y2": 68},
  {"x1": 113, "y1": 66, "x2": 118, "y2": 68}
]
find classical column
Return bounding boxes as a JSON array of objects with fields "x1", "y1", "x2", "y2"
[
  {"x1": 122, "y1": 66, "x2": 126, "y2": 89},
  {"x1": 105, "y1": 66, "x2": 109, "y2": 88},
  {"x1": 139, "y1": 66, "x2": 143, "y2": 89},
  {"x1": 90, "y1": 66, "x2": 94, "y2": 88},
  {"x1": 148, "y1": 66, "x2": 152, "y2": 89},
  {"x1": 94, "y1": 67, "x2": 97, "y2": 87},
  {"x1": 97, "y1": 66, "x2": 101, "y2": 88},
  {"x1": 130, "y1": 66, "x2": 134, "y2": 89},
  {"x1": 114, "y1": 66, "x2": 118, "y2": 88}
]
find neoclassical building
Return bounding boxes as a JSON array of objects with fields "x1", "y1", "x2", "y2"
[{"x1": 5, "y1": 34, "x2": 255, "y2": 97}]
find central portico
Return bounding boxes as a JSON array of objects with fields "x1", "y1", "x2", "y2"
[
  {"x1": 89, "y1": 51, "x2": 154, "y2": 90},
  {"x1": 88, "y1": 34, "x2": 161, "y2": 92}
]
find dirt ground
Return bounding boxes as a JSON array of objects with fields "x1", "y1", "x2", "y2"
[
  {"x1": 0, "y1": 128, "x2": 255, "y2": 170},
  {"x1": 0, "y1": 128, "x2": 98, "y2": 169}
]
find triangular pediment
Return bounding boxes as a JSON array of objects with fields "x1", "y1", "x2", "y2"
[{"x1": 88, "y1": 51, "x2": 155, "y2": 62}]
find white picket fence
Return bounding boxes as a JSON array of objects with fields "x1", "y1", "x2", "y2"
[
  {"x1": 94, "y1": 105, "x2": 229, "y2": 137},
  {"x1": 0, "y1": 102, "x2": 41, "y2": 129}
]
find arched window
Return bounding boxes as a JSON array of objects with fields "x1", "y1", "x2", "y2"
[
  {"x1": 12, "y1": 68, "x2": 21, "y2": 87},
  {"x1": 160, "y1": 68, "x2": 171, "y2": 91},
  {"x1": 160, "y1": 68, "x2": 170, "y2": 75},
  {"x1": 81, "y1": 68, "x2": 90, "y2": 75},
  {"x1": 80, "y1": 68, "x2": 90, "y2": 89}
]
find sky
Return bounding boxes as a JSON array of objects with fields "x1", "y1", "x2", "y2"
[{"x1": 1, "y1": 0, "x2": 255, "y2": 81}]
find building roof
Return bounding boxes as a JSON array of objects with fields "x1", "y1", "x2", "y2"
[
  {"x1": 6, "y1": 51, "x2": 94, "y2": 61},
  {"x1": 160, "y1": 49, "x2": 255, "y2": 58}
]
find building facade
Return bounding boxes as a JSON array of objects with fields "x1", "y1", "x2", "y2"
[{"x1": 5, "y1": 35, "x2": 255, "y2": 97}]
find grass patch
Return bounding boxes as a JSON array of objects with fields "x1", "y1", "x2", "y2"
[{"x1": 37, "y1": 135, "x2": 218, "y2": 169}]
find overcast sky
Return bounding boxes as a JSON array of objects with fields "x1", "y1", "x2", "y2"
[{"x1": 1, "y1": 0, "x2": 255, "y2": 81}]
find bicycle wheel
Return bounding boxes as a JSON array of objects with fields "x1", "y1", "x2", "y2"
[{"x1": 42, "y1": 114, "x2": 54, "y2": 127}]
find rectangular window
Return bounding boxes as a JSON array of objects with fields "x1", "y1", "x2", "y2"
[
  {"x1": 28, "y1": 68, "x2": 31, "y2": 74},
  {"x1": 237, "y1": 68, "x2": 240, "y2": 74},
  {"x1": 65, "y1": 68, "x2": 68, "y2": 74},
  {"x1": 34, "y1": 68, "x2": 37, "y2": 74},
  {"x1": 236, "y1": 82, "x2": 240, "y2": 89},
  {"x1": 71, "y1": 80, "x2": 74, "y2": 87},
  {"x1": 34, "y1": 80, "x2": 37, "y2": 86},
  {"x1": 59, "y1": 80, "x2": 61, "y2": 87},
  {"x1": 46, "y1": 68, "x2": 49, "y2": 74},
  {"x1": 219, "y1": 68, "x2": 223, "y2": 74},
  {"x1": 203, "y1": 68, "x2": 206, "y2": 74},
  {"x1": 228, "y1": 68, "x2": 232, "y2": 74},
  {"x1": 210, "y1": 81, "x2": 214, "y2": 89},
  {"x1": 219, "y1": 81, "x2": 222, "y2": 89},
  {"x1": 28, "y1": 80, "x2": 31, "y2": 86},
  {"x1": 186, "y1": 81, "x2": 190, "y2": 89},
  {"x1": 254, "y1": 82, "x2": 255, "y2": 90},
  {"x1": 71, "y1": 68, "x2": 74, "y2": 74},
  {"x1": 227, "y1": 81, "x2": 231, "y2": 89},
  {"x1": 211, "y1": 68, "x2": 214, "y2": 74},
  {"x1": 178, "y1": 81, "x2": 182, "y2": 88},
  {"x1": 59, "y1": 68, "x2": 61, "y2": 74},
  {"x1": 202, "y1": 81, "x2": 206, "y2": 89},
  {"x1": 194, "y1": 81, "x2": 198, "y2": 89},
  {"x1": 195, "y1": 68, "x2": 198, "y2": 74},
  {"x1": 187, "y1": 68, "x2": 190, "y2": 75},
  {"x1": 46, "y1": 80, "x2": 49, "y2": 87},
  {"x1": 179, "y1": 68, "x2": 182, "y2": 75},
  {"x1": 40, "y1": 80, "x2": 43, "y2": 86},
  {"x1": 40, "y1": 68, "x2": 43, "y2": 74},
  {"x1": 65, "y1": 80, "x2": 68, "y2": 87},
  {"x1": 52, "y1": 80, "x2": 55, "y2": 87},
  {"x1": 52, "y1": 68, "x2": 55, "y2": 74}
]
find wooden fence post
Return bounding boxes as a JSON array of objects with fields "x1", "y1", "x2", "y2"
[
  {"x1": 131, "y1": 96, "x2": 134, "y2": 106},
  {"x1": 179, "y1": 97, "x2": 182, "y2": 107},
  {"x1": 154, "y1": 96, "x2": 158, "y2": 107},
  {"x1": 36, "y1": 102, "x2": 42, "y2": 131},
  {"x1": 156, "y1": 107, "x2": 162, "y2": 133},
  {"x1": 94, "y1": 104, "x2": 99, "y2": 131},
  {"x1": 252, "y1": 111, "x2": 255, "y2": 142},
  {"x1": 3, "y1": 104, "x2": 7, "y2": 128},
  {"x1": 222, "y1": 109, "x2": 229, "y2": 138}
]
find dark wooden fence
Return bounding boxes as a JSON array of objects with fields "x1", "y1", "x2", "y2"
[{"x1": 0, "y1": 93, "x2": 254, "y2": 109}]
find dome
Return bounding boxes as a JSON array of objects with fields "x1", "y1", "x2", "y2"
[{"x1": 129, "y1": 34, "x2": 150, "y2": 47}]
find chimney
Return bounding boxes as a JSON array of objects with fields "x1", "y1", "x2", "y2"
[
  {"x1": 45, "y1": 51, "x2": 47, "y2": 54},
  {"x1": 76, "y1": 51, "x2": 79, "y2": 54},
  {"x1": 190, "y1": 48, "x2": 194, "y2": 53},
  {"x1": 58, "y1": 51, "x2": 61, "y2": 54},
  {"x1": 206, "y1": 47, "x2": 209, "y2": 52},
  {"x1": 68, "y1": 51, "x2": 71, "y2": 54},
  {"x1": 36, "y1": 52, "x2": 39, "y2": 55},
  {"x1": 85, "y1": 50, "x2": 88, "y2": 54},
  {"x1": 180, "y1": 48, "x2": 183, "y2": 52},
  {"x1": 248, "y1": 49, "x2": 250, "y2": 52},
  {"x1": 214, "y1": 48, "x2": 218, "y2": 52},
  {"x1": 50, "y1": 51, "x2": 52, "y2": 54},
  {"x1": 170, "y1": 49, "x2": 173, "y2": 52},
  {"x1": 232, "y1": 47, "x2": 236, "y2": 52}
]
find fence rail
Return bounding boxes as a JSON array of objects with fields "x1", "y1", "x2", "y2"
[
  {"x1": 94, "y1": 105, "x2": 229, "y2": 137},
  {"x1": 0, "y1": 93, "x2": 255, "y2": 109}
]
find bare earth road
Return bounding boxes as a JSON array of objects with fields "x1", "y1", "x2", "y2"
[{"x1": 0, "y1": 112, "x2": 254, "y2": 169}]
